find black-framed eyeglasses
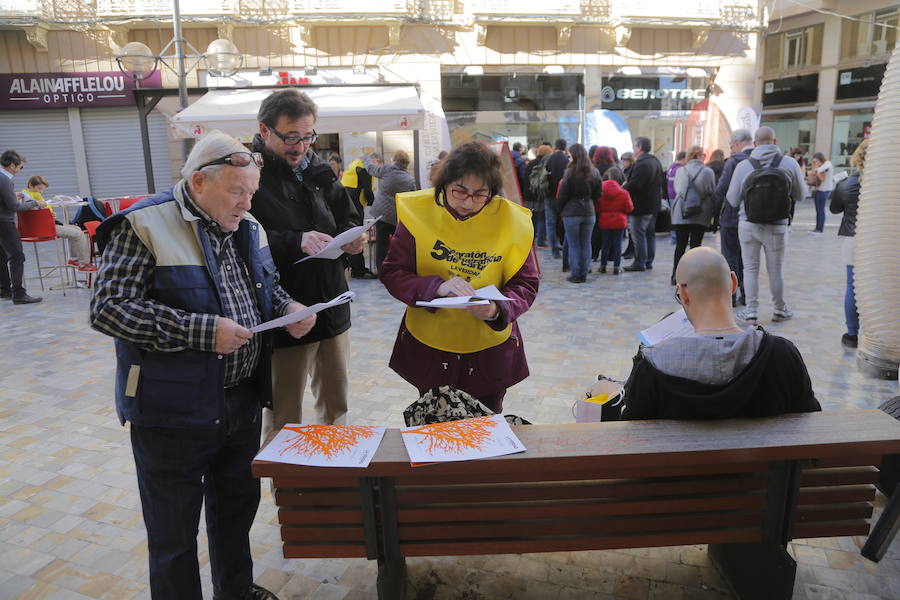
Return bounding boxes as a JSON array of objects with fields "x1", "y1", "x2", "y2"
[
  {"x1": 674, "y1": 285, "x2": 684, "y2": 305},
  {"x1": 269, "y1": 127, "x2": 318, "y2": 146},
  {"x1": 198, "y1": 152, "x2": 263, "y2": 171}
]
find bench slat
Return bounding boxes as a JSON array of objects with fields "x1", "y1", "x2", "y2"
[
  {"x1": 798, "y1": 466, "x2": 880, "y2": 487},
  {"x1": 272, "y1": 476, "x2": 360, "y2": 488},
  {"x1": 813, "y1": 456, "x2": 882, "y2": 469},
  {"x1": 795, "y1": 503, "x2": 874, "y2": 523},
  {"x1": 398, "y1": 512, "x2": 762, "y2": 541},
  {"x1": 278, "y1": 508, "x2": 364, "y2": 525},
  {"x1": 797, "y1": 485, "x2": 876, "y2": 505},
  {"x1": 794, "y1": 520, "x2": 872, "y2": 539},
  {"x1": 282, "y1": 543, "x2": 368, "y2": 559},
  {"x1": 396, "y1": 474, "x2": 768, "y2": 505},
  {"x1": 281, "y1": 525, "x2": 365, "y2": 543},
  {"x1": 399, "y1": 528, "x2": 762, "y2": 556},
  {"x1": 274, "y1": 489, "x2": 361, "y2": 506},
  {"x1": 397, "y1": 494, "x2": 765, "y2": 523}
]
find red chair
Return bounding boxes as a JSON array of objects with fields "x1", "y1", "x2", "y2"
[
  {"x1": 116, "y1": 196, "x2": 148, "y2": 212},
  {"x1": 17, "y1": 208, "x2": 76, "y2": 291},
  {"x1": 83, "y1": 220, "x2": 102, "y2": 288}
]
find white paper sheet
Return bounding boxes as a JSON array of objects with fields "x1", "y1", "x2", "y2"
[
  {"x1": 414, "y1": 284, "x2": 513, "y2": 308},
  {"x1": 400, "y1": 414, "x2": 526, "y2": 463},
  {"x1": 250, "y1": 291, "x2": 355, "y2": 333},
  {"x1": 637, "y1": 308, "x2": 695, "y2": 346},
  {"x1": 255, "y1": 424, "x2": 386, "y2": 468},
  {"x1": 294, "y1": 216, "x2": 381, "y2": 263}
]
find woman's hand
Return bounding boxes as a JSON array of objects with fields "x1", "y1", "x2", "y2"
[
  {"x1": 436, "y1": 276, "x2": 475, "y2": 298},
  {"x1": 463, "y1": 300, "x2": 499, "y2": 321}
]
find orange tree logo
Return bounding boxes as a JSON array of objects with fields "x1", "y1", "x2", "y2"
[
  {"x1": 403, "y1": 416, "x2": 498, "y2": 456},
  {"x1": 280, "y1": 425, "x2": 378, "y2": 458}
]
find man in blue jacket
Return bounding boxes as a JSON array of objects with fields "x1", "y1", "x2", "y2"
[
  {"x1": 90, "y1": 132, "x2": 315, "y2": 600},
  {"x1": 712, "y1": 129, "x2": 753, "y2": 306}
]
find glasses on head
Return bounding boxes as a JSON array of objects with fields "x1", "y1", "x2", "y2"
[
  {"x1": 269, "y1": 126, "x2": 318, "y2": 146},
  {"x1": 198, "y1": 152, "x2": 263, "y2": 171},
  {"x1": 448, "y1": 184, "x2": 491, "y2": 205}
]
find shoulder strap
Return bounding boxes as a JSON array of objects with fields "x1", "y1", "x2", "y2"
[
  {"x1": 748, "y1": 157, "x2": 761, "y2": 170},
  {"x1": 770, "y1": 154, "x2": 783, "y2": 169}
]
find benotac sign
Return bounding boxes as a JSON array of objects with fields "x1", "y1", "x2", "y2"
[
  {"x1": 600, "y1": 76, "x2": 707, "y2": 111},
  {"x1": 0, "y1": 71, "x2": 162, "y2": 109}
]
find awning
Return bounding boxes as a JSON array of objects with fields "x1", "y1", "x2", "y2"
[{"x1": 169, "y1": 85, "x2": 425, "y2": 140}]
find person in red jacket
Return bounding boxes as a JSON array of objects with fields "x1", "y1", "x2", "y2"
[{"x1": 596, "y1": 166, "x2": 633, "y2": 274}]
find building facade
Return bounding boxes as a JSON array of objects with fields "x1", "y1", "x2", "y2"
[
  {"x1": 761, "y1": 0, "x2": 897, "y2": 171},
  {"x1": 0, "y1": 0, "x2": 764, "y2": 197}
]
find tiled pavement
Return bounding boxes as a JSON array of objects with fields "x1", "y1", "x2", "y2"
[{"x1": 1, "y1": 199, "x2": 898, "y2": 599}]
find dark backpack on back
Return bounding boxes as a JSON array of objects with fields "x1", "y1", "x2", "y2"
[
  {"x1": 71, "y1": 196, "x2": 107, "y2": 230},
  {"x1": 741, "y1": 155, "x2": 794, "y2": 224},
  {"x1": 529, "y1": 156, "x2": 550, "y2": 199}
]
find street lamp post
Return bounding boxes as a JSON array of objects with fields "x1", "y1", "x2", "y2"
[{"x1": 116, "y1": 0, "x2": 244, "y2": 188}]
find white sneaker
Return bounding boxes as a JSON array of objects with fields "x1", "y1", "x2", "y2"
[
  {"x1": 736, "y1": 309, "x2": 758, "y2": 325},
  {"x1": 772, "y1": 307, "x2": 794, "y2": 322}
]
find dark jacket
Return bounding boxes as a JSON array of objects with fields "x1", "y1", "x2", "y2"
[
  {"x1": 557, "y1": 167, "x2": 601, "y2": 218},
  {"x1": 713, "y1": 147, "x2": 751, "y2": 228},
  {"x1": 96, "y1": 190, "x2": 277, "y2": 428},
  {"x1": 250, "y1": 135, "x2": 360, "y2": 347},
  {"x1": 0, "y1": 172, "x2": 38, "y2": 223},
  {"x1": 621, "y1": 331, "x2": 821, "y2": 420},
  {"x1": 522, "y1": 157, "x2": 545, "y2": 211},
  {"x1": 623, "y1": 152, "x2": 665, "y2": 215},
  {"x1": 546, "y1": 151, "x2": 569, "y2": 200},
  {"x1": 511, "y1": 150, "x2": 527, "y2": 198},
  {"x1": 707, "y1": 160, "x2": 725, "y2": 183},
  {"x1": 829, "y1": 172, "x2": 860, "y2": 238}
]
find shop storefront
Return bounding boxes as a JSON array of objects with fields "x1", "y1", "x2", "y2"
[
  {"x1": 831, "y1": 63, "x2": 885, "y2": 172},
  {"x1": 760, "y1": 74, "x2": 819, "y2": 159},
  {"x1": 440, "y1": 72, "x2": 583, "y2": 149},
  {"x1": 0, "y1": 71, "x2": 169, "y2": 199}
]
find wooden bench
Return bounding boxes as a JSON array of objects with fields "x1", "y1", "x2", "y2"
[{"x1": 252, "y1": 409, "x2": 900, "y2": 599}]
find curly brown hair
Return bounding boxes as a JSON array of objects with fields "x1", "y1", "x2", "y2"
[{"x1": 432, "y1": 142, "x2": 503, "y2": 206}]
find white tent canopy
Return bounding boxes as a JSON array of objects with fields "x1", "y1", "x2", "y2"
[{"x1": 169, "y1": 85, "x2": 426, "y2": 140}]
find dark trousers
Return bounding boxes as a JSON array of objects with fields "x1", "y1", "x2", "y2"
[
  {"x1": 672, "y1": 225, "x2": 706, "y2": 277},
  {"x1": 599, "y1": 228, "x2": 625, "y2": 267},
  {"x1": 720, "y1": 225, "x2": 743, "y2": 285},
  {"x1": 0, "y1": 220, "x2": 26, "y2": 297},
  {"x1": 346, "y1": 188, "x2": 369, "y2": 275},
  {"x1": 374, "y1": 220, "x2": 396, "y2": 275},
  {"x1": 130, "y1": 381, "x2": 262, "y2": 600},
  {"x1": 590, "y1": 222, "x2": 602, "y2": 261}
]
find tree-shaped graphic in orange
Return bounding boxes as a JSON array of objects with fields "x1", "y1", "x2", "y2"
[
  {"x1": 279, "y1": 425, "x2": 378, "y2": 458},
  {"x1": 404, "y1": 416, "x2": 498, "y2": 456}
]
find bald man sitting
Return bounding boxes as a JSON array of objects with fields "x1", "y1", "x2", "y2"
[{"x1": 621, "y1": 247, "x2": 820, "y2": 420}]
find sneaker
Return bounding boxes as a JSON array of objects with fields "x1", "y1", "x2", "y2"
[
  {"x1": 77, "y1": 263, "x2": 98, "y2": 272},
  {"x1": 67, "y1": 258, "x2": 79, "y2": 266},
  {"x1": 645, "y1": 264, "x2": 653, "y2": 270},
  {"x1": 736, "y1": 309, "x2": 758, "y2": 325},
  {"x1": 213, "y1": 583, "x2": 279, "y2": 600},
  {"x1": 612, "y1": 267, "x2": 620, "y2": 275},
  {"x1": 841, "y1": 333, "x2": 858, "y2": 348},
  {"x1": 623, "y1": 264, "x2": 645, "y2": 272},
  {"x1": 772, "y1": 307, "x2": 794, "y2": 322},
  {"x1": 12, "y1": 293, "x2": 42, "y2": 305},
  {"x1": 809, "y1": 230, "x2": 823, "y2": 236}
]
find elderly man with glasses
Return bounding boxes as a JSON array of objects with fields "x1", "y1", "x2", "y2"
[
  {"x1": 619, "y1": 247, "x2": 819, "y2": 421},
  {"x1": 250, "y1": 88, "x2": 366, "y2": 434},
  {"x1": 90, "y1": 131, "x2": 316, "y2": 600}
]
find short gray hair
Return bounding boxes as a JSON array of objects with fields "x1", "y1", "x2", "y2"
[
  {"x1": 754, "y1": 126, "x2": 775, "y2": 144},
  {"x1": 181, "y1": 131, "x2": 250, "y2": 180},
  {"x1": 731, "y1": 129, "x2": 752, "y2": 144}
]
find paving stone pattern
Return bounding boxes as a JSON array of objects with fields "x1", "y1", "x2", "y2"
[{"x1": 0, "y1": 201, "x2": 898, "y2": 599}]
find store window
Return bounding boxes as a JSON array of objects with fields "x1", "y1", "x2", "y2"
[
  {"x1": 760, "y1": 114, "x2": 816, "y2": 159},
  {"x1": 840, "y1": 8, "x2": 898, "y2": 60},
  {"x1": 764, "y1": 25, "x2": 823, "y2": 74},
  {"x1": 831, "y1": 113, "x2": 872, "y2": 173}
]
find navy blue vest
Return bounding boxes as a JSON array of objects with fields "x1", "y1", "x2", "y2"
[{"x1": 98, "y1": 188, "x2": 277, "y2": 428}]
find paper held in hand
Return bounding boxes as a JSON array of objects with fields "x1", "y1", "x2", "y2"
[
  {"x1": 400, "y1": 414, "x2": 526, "y2": 463},
  {"x1": 254, "y1": 424, "x2": 386, "y2": 468},
  {"x1": 637, "y1": 308, "x2": 694, "y2": 346},
  {"x1": 415, "y1": 284, "x2": 513, "y2": 309},
  {"x1": 250, "y1": 291, "x2": 355, "y2": 333},
  {"x1": 294, "y1": 216, "x2": 381, "y2": 263}
]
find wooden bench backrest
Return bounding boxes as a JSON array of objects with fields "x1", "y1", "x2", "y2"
[{"x1": 254, "y1": 410, "x2": 900, "y2": 559}]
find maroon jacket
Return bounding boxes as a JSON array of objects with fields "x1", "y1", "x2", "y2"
[
  {"x1": 596, "y1": 180, "x2": 633, "y2": 230},
  {"x1": 380, "y1": 220, "x2": 540, "y2": 401}
]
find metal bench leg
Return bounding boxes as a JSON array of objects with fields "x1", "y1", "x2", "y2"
[
  {"x1": 376, "y1": 477, "x2": 406, "y2": 600},
  {"x1": 709, "y1": 541, "x2": 796, "y2": 600},
  {"x1": 862, "y1": 489, "x2": 900, "y2": 562}
]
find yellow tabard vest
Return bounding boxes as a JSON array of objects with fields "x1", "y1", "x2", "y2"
[{"x1": 398, "y1": 189, "x2": 533, "y2": 354}]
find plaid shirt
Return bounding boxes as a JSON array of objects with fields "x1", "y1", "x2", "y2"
[{"x1": 91, "y1": 194, "x2": 294, "y2": 387}]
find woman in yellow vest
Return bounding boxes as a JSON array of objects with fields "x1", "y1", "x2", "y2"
[{"x1": 380, "y1": 142, "x2": 539, "y2": 412}]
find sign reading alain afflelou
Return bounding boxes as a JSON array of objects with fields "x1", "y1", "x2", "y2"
[{"x1": 0, "y1": 71, "x2": 163, "y2": 110}]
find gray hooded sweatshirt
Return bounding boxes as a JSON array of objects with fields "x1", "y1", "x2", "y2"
[{"x1": 725, "y1": 144, "x2": 806, "y2": 225}]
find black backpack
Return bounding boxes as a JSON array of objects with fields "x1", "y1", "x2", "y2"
[
  {"x1": 741, "y1": 155, "x2": 794, "y2": 224},
  {"x1": 71, "y1": 196, "x2": 107, "y2": 230},
  {"x1": 528, "y1": 156, "x2": 550, "y2": 199}
]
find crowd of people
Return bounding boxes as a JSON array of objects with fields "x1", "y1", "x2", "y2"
[{"x1": 0, "y1": 86, "x2": 845, "y2": 600}]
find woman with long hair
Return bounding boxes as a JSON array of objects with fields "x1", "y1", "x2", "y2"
[
  {"x1": 380, "y1": 142, "x2": 539, "y2": 412},
  {"x1": 556, "y1": 143, "x2": 601, "y2": 283},
  {"x1": 670, "y1": 145, "x2": 716, "y2": 285}
]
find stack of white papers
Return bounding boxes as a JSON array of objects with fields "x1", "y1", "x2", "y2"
[
  {"x1": 250, "y1": 291, "x2": 355, "y2": 333},
  {"x1": 400, "y1": 414, "x2": 526, "y2": 463},
  {"x1": 415, "y1": 284, "x2": 512, "y2": 309},
  {"x1": 637, "y1": 308, "x2": 694, "y2": 346},
  {"x1": 255, "y1": 424, "x2": 386, "y2": 468},
  {"x1": 294, "y1": 217, "x2": 381, "y2": 263}
]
